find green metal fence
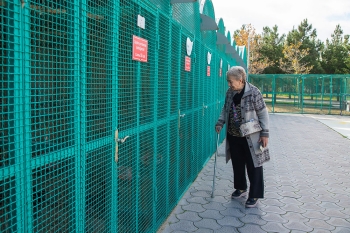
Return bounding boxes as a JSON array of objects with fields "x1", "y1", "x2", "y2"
[
  {"x1": 0, "y1": 0, "x2": 243, "y2": 232},
  {"x1": 250, "y1": 74, "x2": 350, "y2": 116}
]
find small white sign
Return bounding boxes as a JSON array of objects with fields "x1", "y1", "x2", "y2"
[
  {"x1": 186, "y1": 38, "x2": 193, "y2": 56},
  {"x1": 207, "y1": 52, "x2": 212, "y2": 65},
  {"x1": 220, "y1": 59, "x2": 223, "y2": 68},
  {"x1": 137, "y1": 15, "x2": 145, "y2": 29}
]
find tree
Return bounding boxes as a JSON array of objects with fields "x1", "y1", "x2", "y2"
[
  {"x1": 259, "y1": 25, "x2": 285, "y2": 74},
  {"x1": 233, "y1": 24, "x2": 254, "y2": 47},
  {"x1": 279, "y1": 41, "x2": 313, "y2": 74},
  {"x1": 286, "y1": 19, "x2": 324, "y2": 74},
  {"x1": 321, "y1": 25, "x2": 350, "y2": 74},
  {"x1": 233, "y1": 24, "x2": 272, "y2": 74}
]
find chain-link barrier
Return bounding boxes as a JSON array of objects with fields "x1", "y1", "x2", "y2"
[
  {"x1": 250, "y1": 74, "x2": 350, "y2": 116},
  {"x1": 0, "y1": 0, "x2": 245, "y2": 232}
]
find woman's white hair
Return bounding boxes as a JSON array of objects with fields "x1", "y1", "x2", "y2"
[{"x1": 226, "y1": 66, "x2": 246, "y2": 82}]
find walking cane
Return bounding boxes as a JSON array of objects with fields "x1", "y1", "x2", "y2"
[{"x1": 211, "y1": 133, "x2": 220, "y2": 198}]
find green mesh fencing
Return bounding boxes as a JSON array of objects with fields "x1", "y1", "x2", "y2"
[
  {"x1": 250, "y1": 74, "x2": 350, "y2": 116},
  {"x1": 0, "y1": 0, "x2": 245, "y2": 232}
]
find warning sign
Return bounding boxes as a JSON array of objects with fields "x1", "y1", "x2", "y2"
[
  {"x1": 219, "y1": 68, "x2": 222, "y2": 77},
  {"x1": 207, "y1": 66, "x2": 210, "y2": 76},
  {"x1": 185, "y1": 56, "x2": 191, "y2": 72},
  {"x1": 132, "y1": 35, "x2": 148, "y2": 62}
]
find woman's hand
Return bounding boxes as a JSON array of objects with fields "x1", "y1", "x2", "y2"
[
  {"x1": 258, "y1": 137, "x2": 268, "y2": 148},
  {"x1": 215, "y1": 126, "x2": 222, "y2": 134}
]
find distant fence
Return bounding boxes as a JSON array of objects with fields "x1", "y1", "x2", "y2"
[
  {"x1": 0, "y1": 0, "x2": 245, "y2": 232},
  {"x1": 250, "y1": 74, "x2": 350, "y2": 116}
]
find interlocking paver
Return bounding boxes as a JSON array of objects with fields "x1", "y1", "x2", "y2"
[
  {"x1": 172, "y1": 206, "x2": 185, "y2": 215},
  {"x1": 166, "y1": 214, "x2": 180, "y2": 224},
  {"x1": 158, "y1": 114, "x2": 350, "y2": 233},
  {"x1": 243, "y1": 207, "x2": 266, "y2": 216},
  {"x1": 263, "y1": 205, "x2": 286, "y2": 215},
  {"x1": 260, "y1": 198, "x2": 285, "y2": 207},
  {"x1": 240, "y1": 214, "x2": 267, "y2": 225},
  {"x1": 198, "y1": 210, "x2": 225, "y2": 220},
  {"x1": 277, "y1": 191, "x2": 302, "y2": 198},
  {"x1": 297, "y1": 196, "x2": 321, "y2": 204},
  {"x1": 310, "y1": 230, "x2": 332, "y2": 233},
  {"x1": 191, "y1": 190, "x2": 211, "y2": 198},
  {"x1": 326, "y1": 217, "x2": 350, "y2": 228},
  {"x1": 193, "y1": 229, "x2": 213, "y2": 233},
  {"x1": 280, "y1": 203, "x2": 307, "y2": 213},
  {"x1": 282, "y1": 212, "x2": 308, "y2": 222},
  {"x1": 261, "y1": 212, "x2": 288, "y2": 223},
  {"x1": 193, "y1": 219, "x2": 221, "y2": 230},
  {"x1": 264, "y1": 192, "x2": 283, "y2": 200},
  {"x1": 322, "y1": 209, "x2": 349, "y2": 218},
  {"x1": 219, "y1": 207, "x2": 245, "y2": 218},
  {"x1": 178, "y1": 198, "x2": 189, "y2": 206},
  {"x1": 319, "y1": 202, "x2": 344, "y2": 210},
  {"x1": 261, "y1": 222, "x2": 290, "y2": 233},
  {"x1": 333, "y1": 227, "x2": 350, "y2": 233},
  {"x1": 238, "y1": 224, "x2": 266, "y2": 233},
  {"x1": 202, "y1": 202, "x2": 226, "y2": 211},
  {"x1": 283, "y1": 221, "x2": 313, "y2": 232},
  {"x1": 280, "y1": 197, "x2": 303, "y2": 205},
  {"x1": 302, "y1": 210, "x2": 330, "y2": 220},
  {"x1": 315, "y1": 195, "x2": 339, "y2": 203},
  {"x1": 222, "y1": 200, "x2": 245, "y2": 209},
  {"x1": 182, "y1": 203, "x2": 206, "y2": 213},
  {"x1": 186, "y1": 196, "x2": 210, "y2": 205},
  {"x1": 214, "y1": 226, "x2": 240, "y2": 233},
  {"x1": 177, "y1": 211, "x2": 202, "y2": 222},
  {"x1": 300, "y1": 203, "x2": 325, "y2": 211},
  {"x1": 205, "y1": 196, "x2": 230, "y2": 204},
  {"x1": 306, "y1": 219, "x2": 336, "y2": 231},
  {"x1": 169, "y1": 220, "x2": 198, "y2": 232},
  {"x1": 216, "y1": 216, "x2": 244, "y2": 228}
]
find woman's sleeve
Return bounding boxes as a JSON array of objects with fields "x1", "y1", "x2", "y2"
[
  {"x1": 253, "y1": 88, "x2": 269, "y2": 137},
  {"x1": 216, "y1": 106, "x2": 226, "y2": 127},
  {"x1": 216, "y1": 90, "x2": 228, "y2": 127}
]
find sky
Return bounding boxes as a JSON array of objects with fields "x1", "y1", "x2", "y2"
[{"x1": 211, "y1": 0, "x2": 350, "y2": 42}]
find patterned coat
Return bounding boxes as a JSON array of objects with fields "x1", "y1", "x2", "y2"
[{"x1": 216, "y1": 82, "x2": 270, "y2": 167}]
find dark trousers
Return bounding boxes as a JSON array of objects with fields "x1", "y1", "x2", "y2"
[{"x1": 227, "y1": 133, "x2": 264, "y2": 198}]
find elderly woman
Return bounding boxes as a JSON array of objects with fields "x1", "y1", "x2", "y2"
[{"x1": 215, "y1": 66, "x2": 270, "y2": 208}]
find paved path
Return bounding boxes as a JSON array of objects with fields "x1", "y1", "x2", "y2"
[{"x1": 158, "y1": 114, "x2": 350, "y2": 233}]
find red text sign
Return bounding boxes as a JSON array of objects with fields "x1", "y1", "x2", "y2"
[
  {"x1": 185, "y1": 56, "x2": 191, "y2": 72},
  {"x1": 207, "y1": 66, "x2": 210, "y2": 76},
  {"x1": 132, "y1": 35, "x2": 148, "y2": 62}
]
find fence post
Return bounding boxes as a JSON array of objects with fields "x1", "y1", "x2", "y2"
[
  {"x1": 74, "y1": 0, "x2": 84, "y2": 231},
  {"x1": 21, "y1": 3, "x2": 34, "y2": 232},
  {"x1": 315, "y1": 77, "x2": 319, "y2": 109},
  {"x1": 293, "y1": 77, "x2": 297, "y2": 107},
  {"x1": 110, "y1": 0, "x2": 120, "y2": 231},
  {"x1": 272, "y1": 75, "x2": 276, "y2": 113},
  {"x1": 78, "y1": 1, "x2": 88, "y2": 231},
  {"x1": 321, "y1": 77, "x2": 324, "y2": 111},
  {"x1": 11, "y1": 2, "x2": 26, "y2": 232},
  {"x1": 301, "y1": 76, "x2": 304, "y2": 114},
  {"x1": 152, "y1": 10, "x2": 160, "y2": 231},
  {"x1": 329, "y1": 76, "x2": 333, "y2": 114}
]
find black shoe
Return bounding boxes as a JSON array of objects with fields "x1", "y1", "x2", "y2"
[
  {"x1": 231, "y1": 189, "x2": 247, "y2": 199},
  {"x1": 245, "y1": 198, "x2": 258, "y2": 207}
]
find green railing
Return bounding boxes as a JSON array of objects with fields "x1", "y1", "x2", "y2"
[
  {"x1": 0, "y1": 0, "x2": 241, "y2": 232},
  {"x1": 250, "y1": 74, "x2": 350, "y2": 116}
]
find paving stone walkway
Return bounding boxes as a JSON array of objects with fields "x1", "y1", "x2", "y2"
[{"x1": 158, "y1": 114, "x2": 350, "y2": 233}]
